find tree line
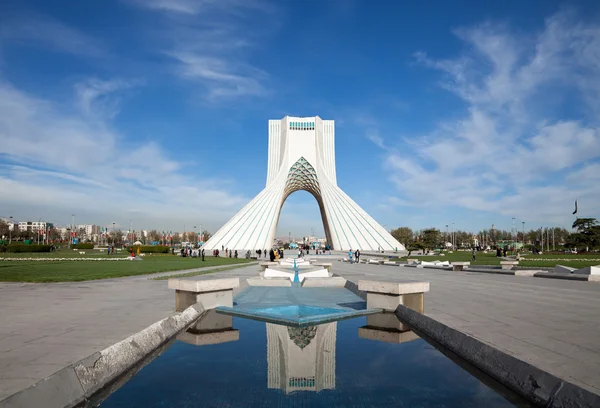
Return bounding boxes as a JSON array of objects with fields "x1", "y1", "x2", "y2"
[{"x1": 390, "y1": 218, "x2": 600, "y2": 252}]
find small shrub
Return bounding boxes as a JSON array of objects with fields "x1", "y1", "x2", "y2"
[
  {"x1": 3, "y1": 244, "x2": 53, "y2": 253},
  {"x1": 72, "y1": 243, "x2": 95, "y2": 249}
]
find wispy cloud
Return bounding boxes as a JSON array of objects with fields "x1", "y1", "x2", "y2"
[
  {"x1": 129, "y1": 0, "x2": 279, "y2": 101},
  {"x1": 75, "y1": 78, "x2": 141, "y2": 118},
  {"x1": 366, "y1": 129, "x2": 386, "y2": 150},
  {"x1": 0, "y1": 13, "x2": 105, "y2": 57},
  {"x1": 380, "y1": 10, "x2": 600, "y2": 226}
]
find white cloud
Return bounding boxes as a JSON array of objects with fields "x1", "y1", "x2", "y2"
[
  {"x1": 0, "y1": 13, "x2": 105, "y2": 57},
  {"x1": 129, "y1": 0, "x2": 278, "y2": 101},
  {"x1": 0, "y1": 80, "x2": 248, "y2": 230},
  {"x1": 75, "y1": 78, "x2": 141, "y2": 118},
  {"x1": 382, "y1": 10, "x2": 600, "y2": 227},
  {"x1": 366, "y1": 129, "x2": 386, "y2": 150}
]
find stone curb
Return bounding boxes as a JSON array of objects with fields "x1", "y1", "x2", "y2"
[
  {"x1": 395, "y1": 304, "x2": 600, "y2": 407},
  {"x1": 0, "y1": 303, "x2": 206, "y2": 408}
]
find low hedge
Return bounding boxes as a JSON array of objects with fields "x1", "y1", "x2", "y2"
[
  {"x1": 72, "y1": 243, "x2": 95, "y2": 249},
  {"x1": 134, "y1": 245, "x2": 171, "y2": 253},
  {"x1": 0, "y1": 244, "x2": 53, "y2": 253}
]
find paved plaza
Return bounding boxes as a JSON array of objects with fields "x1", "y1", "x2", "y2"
[{"x1": 1, "y1": 258, "x2": 599, "y2": 401}]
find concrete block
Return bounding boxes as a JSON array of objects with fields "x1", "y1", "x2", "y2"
[
  {"x1": 168, "y1": 277, "x2": 239, "y2": 293},
  {"x1": 358, "y1": 280, "x2": 430, "y2": 295},
  {"x1": 197, "y1": 290, "x2": 233, "y2": 310},
  {"x1": 451, "y1": 262, "x2": 470, "y2": 271},
  {"x1": 366, "y1": 292, "x2": 425, "y2": 312},
  {"x1": 500, "y1": 261, "x2": 519, "y2": 270},
  {"x1": 259, "y1": 262, "x2": 278, "y2": 271},
  {"x1": 366, "y1": 313, "x2": 409, "y2": 331},
  {"x1": 301, "y1": 277, "x2": 346, "y2": 287},
  {"x1": 175, "y1": 289, "x2": 233, "y2": 312},
  {"x1": 383, "y1": 261, "x2": 398, "y2": 266},
  {"x1": 192, "y1": 310, "x2": 232, "y2": 332},
  {"x1": 177, "y1": 329, "x2": 239, "y2": 346},
  {"x1": 573, "y1": 265, "x2": 600, "y2": 275},
  {"x1": 358, "y1": 327, "x2": 419, "y2": 344}
]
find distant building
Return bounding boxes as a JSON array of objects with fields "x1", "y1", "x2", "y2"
[{"x1": 18, "y1": 221, "x2": 47, "y2": 233}]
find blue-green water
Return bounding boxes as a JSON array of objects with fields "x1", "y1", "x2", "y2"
[{"x1": 98, "y1": 316, "x2": 527, "y2": 408}]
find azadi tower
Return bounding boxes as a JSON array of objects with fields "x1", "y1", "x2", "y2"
[{"x1": 202, "y1": 116, "x2": 405, "y2": 251}]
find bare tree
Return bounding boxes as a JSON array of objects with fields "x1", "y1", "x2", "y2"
[
  {"x1": 110, "y1": 229, "x2": 123, "y2": 245},
  {"x1": 173, "y1": 232, "x2": 181, "y2": 244},
  {"x1": 201, "y1": 230, "x2": 212, "y2": 242}
]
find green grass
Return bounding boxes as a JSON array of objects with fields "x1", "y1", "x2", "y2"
[
  {"x1": 0, "y1": 256, "x2": 254, "y2": 282},
  {"x1": 392, "y1": 251, "x2": 600, "y2": 269},
  {"x1": 150, "y1": 263, "x2": 254, "y2": 280}
]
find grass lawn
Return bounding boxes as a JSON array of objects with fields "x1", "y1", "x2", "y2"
[
  {"x1": 392, "y1": 251, "x2": 600, "y2": 269},
  {"x1": 0, "y1": 256, "x2": 254, "y2": 282}
]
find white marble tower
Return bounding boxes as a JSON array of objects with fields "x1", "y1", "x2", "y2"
[{"x1": 201, "y1": 116, "x2": 405, "y2": 251}]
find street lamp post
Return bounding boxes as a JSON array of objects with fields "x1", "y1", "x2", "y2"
[
  {"x1": 8, "y1": 216, "x2": 13, "y2": 244},
  {"x1": 193, "y1": 226, "x2": 197, "y2": 246},
  {"x1": 452, "y1": 223, "x2": 455, "y2": 250},
  {"x1": 512, "y1": 217, "x2": 516, "y2": 254},
  {"x1": 522, "y1": 222, "x2": 525, "y2": 250},
  {"x1": 112, "y1": 222, "x2": 115, "y2": 245}
]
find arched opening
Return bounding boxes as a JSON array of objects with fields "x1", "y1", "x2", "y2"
[{"x1": 275, "y1": 190, "x2": 331, "y2": 249}]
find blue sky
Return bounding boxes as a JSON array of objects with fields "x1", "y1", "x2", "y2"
[{"x1": 1, "y1": 0, "x2": 599, "y2": 236}]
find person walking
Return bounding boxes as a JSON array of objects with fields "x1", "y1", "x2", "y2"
[
  {"x1": 201, "y1": 248, "x2": 205, "y2": 261},
  {"x1": 348, "y1": 249, "x2": 353, "y2": 264},
  {"x1": 472, "y1": 248, "x2": 476, "y2": 261},
  {"x1": 355, "y1": 249, "x2": 360, "y2": 263}
]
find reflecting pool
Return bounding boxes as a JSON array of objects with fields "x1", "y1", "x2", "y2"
[{"x1": 96, "y1": 313, "x2": 531, "y2": 407}]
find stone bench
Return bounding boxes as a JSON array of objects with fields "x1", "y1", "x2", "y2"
[
  {"x1": 451, "y1": 261, "x2": 470, "y2": 271},
  {"x1": 168, "y1": 277, "x2": 239, "y2": 312},
  {"x1": 358, "y1": 280, "x2": 430, "y2": 312},
  {"x1": 500, "y1": 261, "x2": 519, "y2": 270},
  {"x1": 368, "y1": 259, "x2": 384, "y2": 265},
  {"x1": 259, "y1": 262, "x2": 278, "y2": 271},
  {"x1": 406, "y1": 258, "x2": 418, "y2": 264},
  {"x1": 383, "y1": 261, "x2": 398, "y2": 266}
]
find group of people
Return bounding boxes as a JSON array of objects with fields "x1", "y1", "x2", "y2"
[
  {"x1": 347, "y1": 249, "x2": 361, "y2": 264},
  {"x1": 213, "y1": 247, "x2": 238, "y2": 258},
  {"x1": 179, "y1": 247, "x2": 205, "y2": 261},
  {"x1": 269, "y1": 248, "x2": 284, "y2": 261}
]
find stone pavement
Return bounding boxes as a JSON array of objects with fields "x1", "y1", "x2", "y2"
[
  {"x1": 1, "y1": 257, "x2": 600, "y2": 400},
  {"x1": 0, "y1": 264, "x2": 259, "y2": 401},
  {"x1": 333, "y1": 261, "x2": 600, "y2": 395}
]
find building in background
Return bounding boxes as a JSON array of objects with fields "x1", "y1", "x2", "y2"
[{"x1": 18, "y1": 221, "x2": 47, "y2": 233}]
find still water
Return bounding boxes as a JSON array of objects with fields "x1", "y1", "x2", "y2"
[{"x1": 98, "y1": 315, "x2": 528, "y2": 408}]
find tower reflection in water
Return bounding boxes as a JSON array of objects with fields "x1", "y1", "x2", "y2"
[
  {"x1": 266, "y1": 322, "x2": 336, "y2": 394},
  {"x1": 179, "y1": 311, "x2": 418, "y2": 394}
]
